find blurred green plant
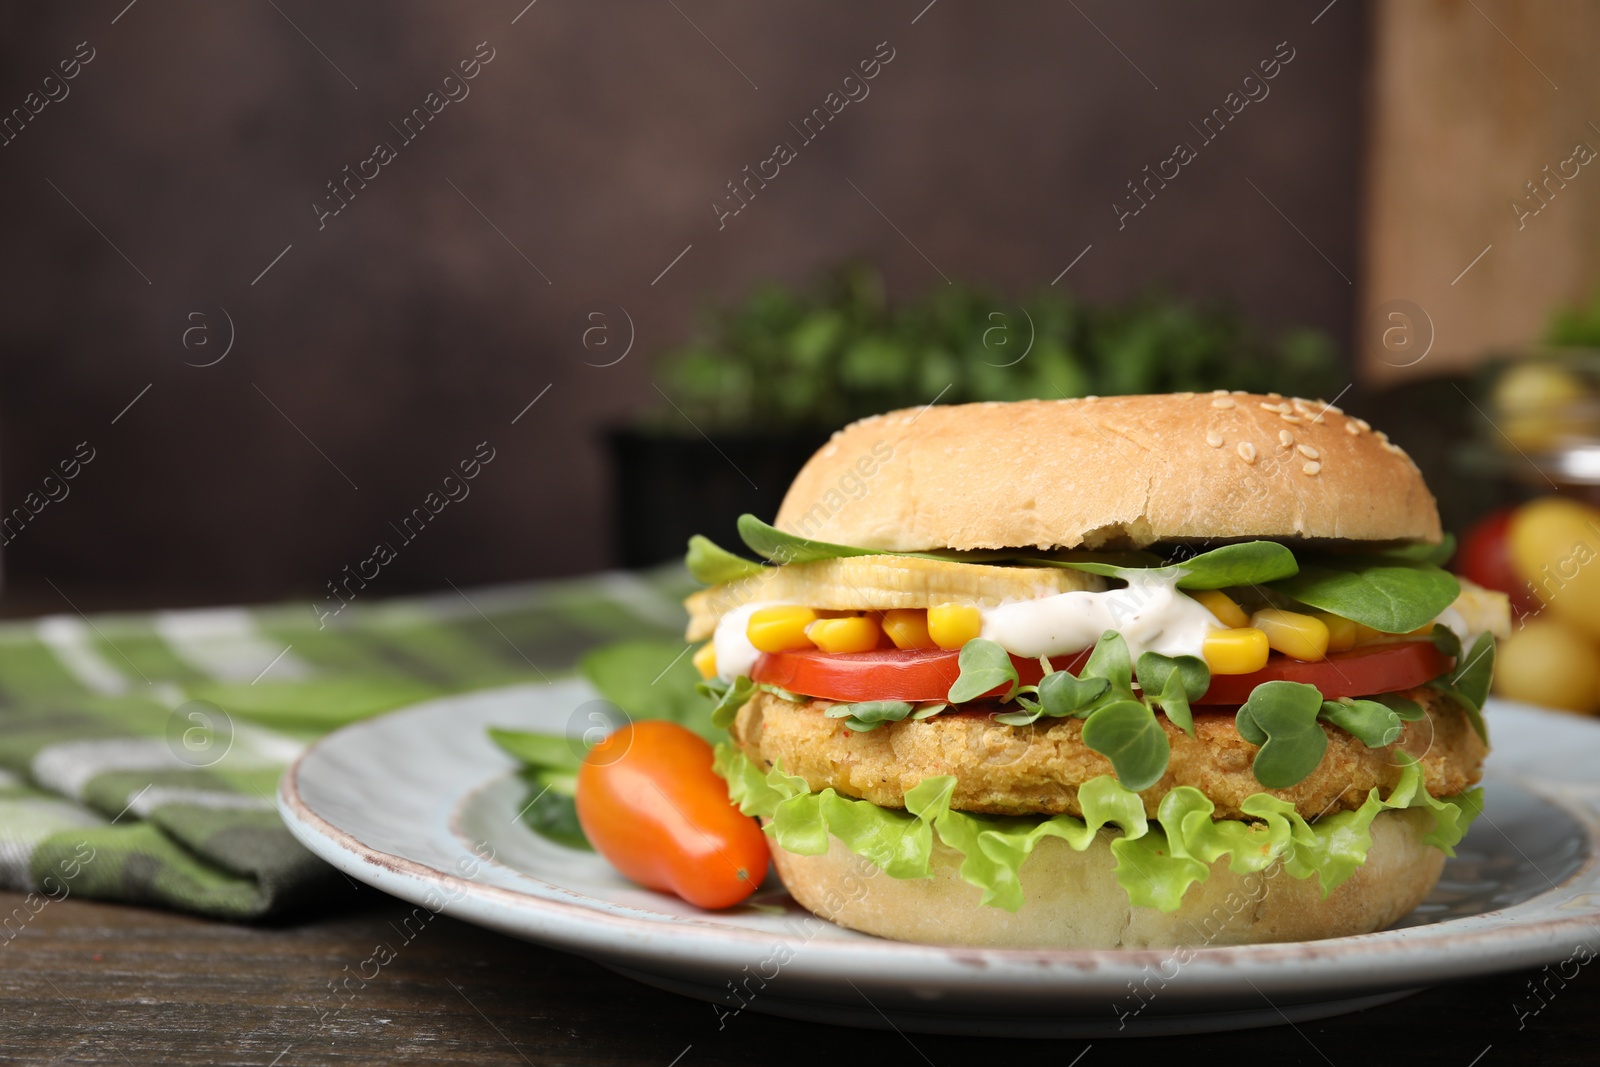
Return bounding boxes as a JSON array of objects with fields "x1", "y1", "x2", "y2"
[
  {"x1": 1546, "y1": 287, "x2": 1600, "y2": 346},
  {"x1": 649, "y1": 263, "x2": 1341, "y2": 432}
]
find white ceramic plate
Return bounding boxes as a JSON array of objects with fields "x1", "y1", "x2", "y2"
[{"x1": 279, "y1": 680, "x2": 1600, "y2": 1037}]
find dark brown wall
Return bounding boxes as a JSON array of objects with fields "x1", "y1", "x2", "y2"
[{"x1": 0, "y1": 1, "x2": 1366, "y2": 609}]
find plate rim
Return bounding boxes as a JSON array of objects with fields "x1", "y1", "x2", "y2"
[{"x1": 278, "y1": 683, "x2": 1600, "y2": 994}]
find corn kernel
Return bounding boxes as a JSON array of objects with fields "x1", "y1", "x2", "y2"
[
  {"x1": 806, "y1": 615, "x2": 882, "y2": 654},
  {"x1": 1353, "y1": 622, "x2": 1387, "y2": 645},
  {"x1": 1203, "y1": 627, "x2": 1271, "y2": 674},
  {"x1": 1353, "y1": 621, "x2": 1436, "y2": 646},
  {"x1": 1191, "y1": 589, "x2": 1250, "y2": 629},
  {"x1": 881, "y1": 609, "x2": 935, "y2": 650},
  {"x1": 747, "y1": 606, "x2": 819, "y2": 653},
  {"x1": 1314, "y1": 612, "x2": 1359, "y2": 652},
  {"x1": 1251, "y1": 608, "x2": 1330, "y2": 661},
  {"x1": 927, "y1": 604, "x2": 983, "y2": 650},
  {"x1": 692, "y1": 642, "x2": 718, "y2": 679}
]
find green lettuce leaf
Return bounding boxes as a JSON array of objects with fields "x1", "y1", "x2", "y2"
[{"x1": 713, "y1": 745, "x2": 1478, "y2": 916}]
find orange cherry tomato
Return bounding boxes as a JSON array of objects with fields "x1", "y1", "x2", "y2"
[{"x1": 575, "y1": 720, "x2": 769, "y2": 909}]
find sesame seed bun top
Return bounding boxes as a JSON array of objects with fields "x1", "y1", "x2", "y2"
[{"x1": 774, "y1": 393, "x2": 1442, "y2": 551}]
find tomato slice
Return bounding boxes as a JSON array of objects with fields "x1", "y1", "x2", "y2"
[
  {"x1": 1193, "y1": 641, "x2": 1451, "y2": 704},
  {"x1": 750, "y1": 641, "x2": 1451, "y2": 706},
  {"x1": 752, "y1": 647, "x2": 1074, "y2": 703}
]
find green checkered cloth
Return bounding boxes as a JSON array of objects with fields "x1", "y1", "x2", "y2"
[{"x1": 0, "y1": 569, "x2": 691, "y2": 919}]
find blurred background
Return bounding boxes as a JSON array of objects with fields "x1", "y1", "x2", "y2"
[{"x1": 3, "y1": 0, "x2": 1600, "y2": 709}]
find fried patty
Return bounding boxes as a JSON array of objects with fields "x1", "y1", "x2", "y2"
[{"x1": 731, "y1": 688, "x2": 1485, "y2": 822}]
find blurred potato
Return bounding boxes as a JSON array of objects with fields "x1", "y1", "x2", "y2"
[
  {"x1": 1508, "y1": 498, "x2": 1600, "y2": 642},
  {"x1": 1491, "y1": 362, "x2": 1594, "y2": 453},
  {"x1": 1494, "y1": 617, "x2": 1600, "y2": 714}
]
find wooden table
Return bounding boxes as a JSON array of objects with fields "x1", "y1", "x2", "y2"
[{"x1": 1, "y1": 888, "x2": 1591, "y2": 1066}]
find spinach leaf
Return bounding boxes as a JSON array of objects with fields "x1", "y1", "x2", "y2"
[
  {"x1": 1318, "y1": 698, "x2": 1404, "y2": 748},
  {"x1": 736, "y1": 514, "x2": 1012, "y2": 566},
  {"x1": 488, "y1": 736, "x2": 589, "y2": 850},
  {"x1": 1453, "y1": 632, "x2": 1496, "y2": 711},
  {"x1": 1081, "y1": 699, "x2": 1170, "y2": 792},
  {"x1": 1380, "y1": 534, "x2": 1456, "y2": 567},
  {"x1": 738, "y1": 514, "x2": 886, "y2": 565},
  {"x1": 1429, "y1": 632, "x2": 1494, "y2": 743},
  {"x1": 517, "y1": 768, "x2": 591, "y2": 851},
  {"x1": 910, "y1": 703, "x2": 947, "y2": 720},
  {"x1": 709, "y1": 675, "x2": 756, "y2": 729},
  {"x1": 824, "y1": 700, "x2": 914, "y2": 732},
  {"x1": 487, "y1": 728, "x2": 583, "y2": 773},
  {"x1": 1054, "y1": 540, "x2": 1298, "y2": 590},
  {"x1": 580, "y1": 639, "x2": 720, "y2": 743},
  {"x1": 947, "y1": 639, "x2": 1020, "y2": 704},
  {"x1": 686, "y1": 534, "x2": 766, "y2": 584},
  {"x1": 1236, "y1": 680, "x2": 1328, "y2": 788},
  {"x1": 1269, "y1": 557, "x2": 1460, "y2": 633},
  {"x1": 1375, "y1": 692, "x2": 1427, "y2": 721}
]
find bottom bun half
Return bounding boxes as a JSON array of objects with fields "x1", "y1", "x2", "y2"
[{"x1": 767, "y1": 807, "x2": 1445, "y2": 949}]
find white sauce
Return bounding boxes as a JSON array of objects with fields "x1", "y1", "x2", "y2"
[
  {"x1": 1431, "y1": 606, "x2": 1474, "y2": 649},
  {"x1": 713, "y1": 601, "x2": 777, "y2": 681},
  {"x1": 980, "y1": 572, "x2": 1221, "y2": 662}
]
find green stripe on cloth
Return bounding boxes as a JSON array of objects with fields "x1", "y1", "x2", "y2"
[
  {"x1": 86, "y1": 620, "x2": 213, "y2": 686},
  {"x1": 0, "y1": 630, "x2": 87, "y2": 702},
  {"x1": 0, "y1": 566, "x2": 690, "y2": 919}
]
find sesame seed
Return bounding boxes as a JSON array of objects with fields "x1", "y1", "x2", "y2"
[
  {"x1": 1212, "y1": 397, "x2": 1235, "y2": 409},
  {"x1": 1375, "y1": 429, "x2": 1390, "y2": 442},
  {"x1": 1324, "y1": 404, "x2": 1343, "y2": 416},
  {"x1": 1083, "y1": 395, "x2": 1099, "y2": 402},
  {"x1": 1344, "y1": 420, "x2": 1361, "y2": 436},
  {"x1": 1267, "y1": 392, "x2": 1283, "y2": 400},
  {"x1": 1355, "y1": 418, "x2": 1371, "y2": 432},
  {"x1": 1211, "y1": 389, "x2": 1228, "y2": 396},
  {"x1": 1237, "y1": 442, "x2": 1257, "y2": 463},
  {"x1": 1232, "y1": 389, "x2": 1246, "y2": 395},
  {"x1": 1298, "y1": 444, "x2": 1320, "y2": 459},
  {"x1": 1206, "y1": 431, "x2": 1224, "y2": 448},
  {"x1": 1278, "y1": 430, "x2": 1295, "y2": 448},
  {"x1": 1178, "y1": 391, "x2": 1195, "y2": 400},
  {"x1": 1303, "y1": 461, "x2": 1322, "y2": 476},
  {"x1": 1279, "y1": 413, "x2": 1302, "y2": 424},
  {"x1": 1259, "y1": 402, "x2": 1282, "y2": 413}
]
